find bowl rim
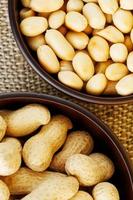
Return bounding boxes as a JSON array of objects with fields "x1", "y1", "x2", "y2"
[
  {"x1": 0, "y1": 91, "x2": 133, "y2": 187},
  {"x1": 8, "y1": 0, "x2": 133, "y2": 105}
]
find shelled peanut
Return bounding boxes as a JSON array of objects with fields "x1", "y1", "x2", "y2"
[
  {"x1": 0, "y1": 103, "x2": 120, "y2": 199},
  {"x1": 19, "y1": 0, "x2": 133, "y2": 96}
]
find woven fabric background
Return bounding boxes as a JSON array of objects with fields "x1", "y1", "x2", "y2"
[{"x1": 0, "y1": 0, "x2": 133, "y2": 161}]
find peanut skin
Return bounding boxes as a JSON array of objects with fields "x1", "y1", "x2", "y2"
[
  {"x1": 23, "y1": 115, "x2": 73, "y2": 171},
  {"x1": 0, "y1": 104, "x2": 51, "y2": 137},
  {"x1": 21, "y1": 171, "x2": 79, "y2": 200},
  {"x1": 65, "y1": 153, "x2": 115, "y2": 186},
  {"x1": 50, "y1": 131, "x2": 94, "y2": 172},
  {"x1": 0, "y1": 137, "x2": 22, "y2": 176}
]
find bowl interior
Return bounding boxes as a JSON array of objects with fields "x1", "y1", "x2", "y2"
[
  {"x1": 8, "y1": 0, "x2": 133, "y2": 104},
  {"x1": 0, "y1": 93, "x2": 132, "y2": 199}
]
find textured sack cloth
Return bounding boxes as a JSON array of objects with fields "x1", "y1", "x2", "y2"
[{"x1": 0, "y1": 0, "x2": 133, "y2": 161}]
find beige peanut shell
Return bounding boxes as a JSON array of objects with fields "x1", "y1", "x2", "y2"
[
  {"x1": 65, "y1": 153, "x2": 115, "y2": 186},
  {"x1": 50, "y1": 131, "x2": 94, "y2": 172},
  {"x1": 0, "y1": 137, "x2": 22, "y2": 176},
  {"x1": 23, "y1": 115, "x2": 73, "y2": 171},
  {"x1": 0, "y1": 104, "x2": 51, "y2": 137},
  {"x1": 0, "y1": 180, "x2": 10, "y2": 200},
  {"x1": 21, "y1": 171, "x2": 79, "y2": 200}
]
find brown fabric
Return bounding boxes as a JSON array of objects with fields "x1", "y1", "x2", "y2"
[{"x1": 0, "y1": 0, "x2": 133, "y2": 161}]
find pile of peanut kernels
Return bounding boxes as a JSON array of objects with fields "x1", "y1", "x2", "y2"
[
  {"x1": 20, "y1": 0, "x2": 133, "y2": 96},
  {"x1": 0, "y1": 104, "x2": 120, "y2": 200}
]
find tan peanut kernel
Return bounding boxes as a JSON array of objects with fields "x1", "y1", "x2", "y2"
[
  {"x1": 65, "y1": 11, "x2": 88, "y2": 32},
  {"x1": 26, "y1": 34, "x2": 46, "y2": 51},
  {"x1": 37, "y1": 45, "x2": 60, "y2": 73},
  {"x1": 124, "y1": 35, "x2": 133, "y2": 52},
  {"x1": 48, "y1": 10, "x2": 66, "y2": 29},
  {"x1": 58, "y1": 71, "x2": 83, "y2": 90},
  {"x1": 110, "y1": 43, "x2": 128, "y2": 62},
  {"x1": 113, "y1": 9, "x2": 133, "y2": 33},
  {"x1": 20, "y1": 8, "x2": 35, "y2": 20},
  {"x1": 66, "y1": 32, "x2": 89, "y2": 50},
  {"x1": 127, "y1": 51, "x2": 133, "y2": 72},
  {"x1": 50, "y1": 131, "x2": 94, "y2": 172},
  {"x1": 23, "y1": 115, "x2": 72, "y2": 171},
  {"x1": 120, "y1": 0, "x2": 133, "y2": 10},
  {"x1": 103, "y1": 81, "x2": 117, "y2": 96},
  {"x1": 65, "y1": 153, "x2": 115, "y2": 186},
  {"x1": 83, "y1": 3, "x2": 106, "y2": 29},
  {"x1": 88, "y1": 36, "x2": 109, "y2": 62},
  {"x1": 72, "y1": 51, "x2": 94, "y2": 81},
  {"x1": 105, "y1": 63, "x2": 129, "y2": 81},
  {"x1": 92, "y1": 182, "x2": 120, "y2": 200},
  {"x1": 60, "y1": 61, "x2": 73, "y2": 71},
  {"x1": 45, "y1": 29, "x2": 75, "y2": 61},
  {"x1": 21, "y1": 0, "x2": 31, "y2": 7},
  {"x1": 86, "y1": 73, "x2": 107, "y2": 95},
  {"x1": 116, "y1": 73, "x2": 133, "y2": 95},
  {"x1": 95, "y1": 60, "x2": 113, "y2": 74},
  {"x1": 30, "y1": 0, "x2": 64, "y2": 12},
  {"x1": 20, "y1": 17, "x2": 48, "y2": 37},
  {"x1": 67, "y1": 0, "x2": 84, "y2": 12},
  {"x1": 98, "y1": 0, "x2": 118, "y2": 14},
  {"x1": 0, "y1": 116, "x2": 7, "y2": 141}
]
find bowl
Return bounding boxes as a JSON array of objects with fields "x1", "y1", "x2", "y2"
[
  {"x1": 8, "y1": 0, "x2": 133, "y2": 104},
  {"x1": 0, "y1": 92, "x2": 132, "y2": 199}
]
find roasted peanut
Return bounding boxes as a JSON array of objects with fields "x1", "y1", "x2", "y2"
[
  {"x1": 58, "y1": 71, "x2": 83, "y2": 90},
  {"x1": 23, "y1": 115, "x2": 72, "y2": 171},
  {"x1": 96, "y1": 26, "x2": 124, "y2": 43},
  {"x1": 88, "y1": 36, "x2": 109, "y2": 62},
  {"x1": 86, "y1": 73, "x2": 107, "y2": 95},
  {"x1": 0, "y1": 116, "x2": 7, "y2": 141},
  {"x1": 45, "y1": 29, "x2": 75, "y2": 61},
  {"x1": 127, "y1": 51, "x2": 133, "y2": 72},
  {"x1": 50, "y1": 131, "x2": 94, "y2": 172},
  {"x1": 0, "y1": 137, "x2": 22, "y2": 176},
  {"x1": 113, "y1": 9, "x2": 133, "y2": 33},
  {"x1": 67, "y1": 0, "x2": 84, "y2": 12},
  {"x1": 71, "y1": 191, "x2": 93, "y2": 200},
  {"x1": 37, "y1": 45, "x2": 60, "y2": 73},
  {"x1": 110, "y1": 43, "x2": 128, "y2": 62},
  {"x1": 60, "y1": 61, "x2": 73, "y2": 71},
  {"x1": 92, "y1": 182, "x2": 120, "y2": 200},
  {"x1": 26, "y1": 34, "x2": 46, "y2": 51},
  {"x1": 66, "y1": 32, "x2": 89, "y2": 50},
  {"x1": 72, "y1": 51, "x2": 94, "y2": 81},
  {"x1": 20, "y1": 17, "x2": 48, "y2": 37},
  {"x1": 98, "y1": 0, "x2": 118, "y2": 14},
  {"x1": 48, "y1": 10, "x2": 66, "y2": 29},
  {"x1": 20, "y1": 8, "x2": 35, "y2": 20},
  {"x1": 30, "y1": 0, "x2": 64, "y2": 12},
  {"x1": 21, "y1": 171, "x2": 79, "y2": 200},
  {"x1": 116, "y1": 73, "x2": 133, "y2": 95},
  {"x1": 0, "y1": 104, "x2": 50, "y2": 137},
  {"x1": 0, "y1": 180, "x2": 10, "y2": 200},
  {"x1": 65, "y1": 11, "x2": 87, "y2": 32},
  {"x1": 105, "y1": 63, "x2": 129, "y2": 81},
  {"x1": 65, "y1": 153, "x2": 115, "y2": 186},
  {"x1": 83, "y1": 3, "x2": 106, "y2": 29}
]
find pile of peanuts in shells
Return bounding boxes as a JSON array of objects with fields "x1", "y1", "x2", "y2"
[
  {"x1": 0, "y1": 104, "x2": 120, "y2": 200},
  {"x1": 19, "y1": 0, "x2": 133, "y2": 96}
]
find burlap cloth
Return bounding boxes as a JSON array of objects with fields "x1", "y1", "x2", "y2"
[{"x1": 0, "y1": 0, "x2": 133, "y2": 161}]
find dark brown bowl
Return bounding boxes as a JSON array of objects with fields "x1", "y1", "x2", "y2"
[
  {"x1": 8, "y1": 0, "x2": 133, "y2": 104},
  {"x1": 0, "y1": 92, "x2": 132, "y2": 199}
]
